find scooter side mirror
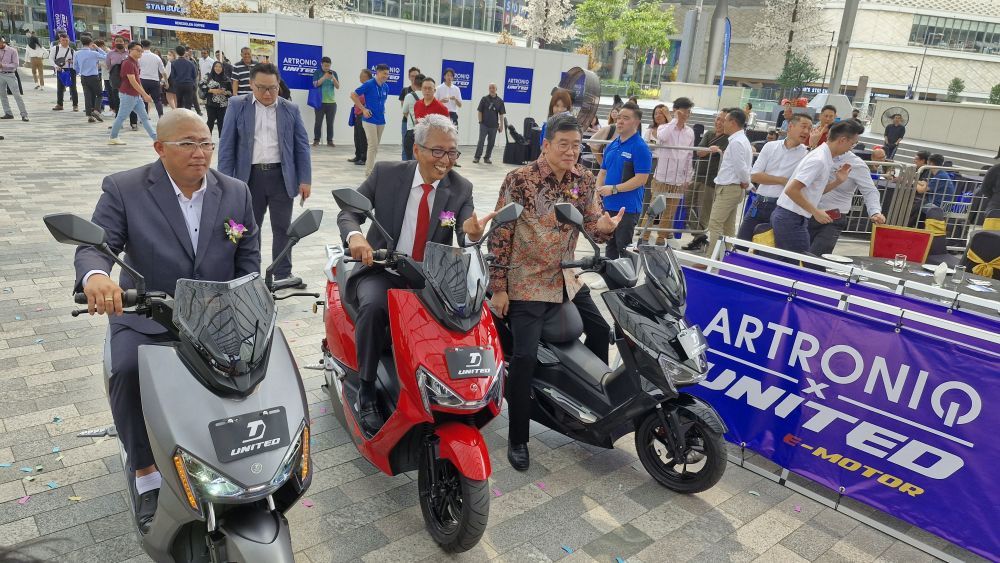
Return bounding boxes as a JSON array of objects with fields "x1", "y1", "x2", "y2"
[
  {"x1": 649, "y1": 194, "x2": 668, "y2": 217},
  {"x1": 493, "y1": 202, "x2": 524, "y2": 226},
  {"x1": 331, "y1": 188, "x2": 373, "y2": 213},
  {"x1": 554, "y1": 203, "x2": 584, "y2": 228},
  {"x1": 286, "y1": 209, "x2": 323, "y2": 239},
  {"x1": 43, "y1": 213, "x2": 107, "y2": 247}
]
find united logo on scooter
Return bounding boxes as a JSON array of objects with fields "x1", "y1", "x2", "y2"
[{"x1": 448, "y1": 347, "x2": 495, "y2": 378}]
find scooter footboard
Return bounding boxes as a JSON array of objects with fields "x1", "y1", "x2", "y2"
[
  {"x1": 220, "y1": 509, "x2": 295, "y2": 563},
  {"x1": 436, "y1": 422, "x2": 491, "y2": 481}
]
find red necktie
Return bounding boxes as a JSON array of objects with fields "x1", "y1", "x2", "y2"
[{"x1": 411, "y1": 183, "x2": 433, "y2": 261}]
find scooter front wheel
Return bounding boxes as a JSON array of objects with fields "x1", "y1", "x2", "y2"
[
  {"x1": 635, "y1": 410, "x2": 726, "y2": 494},
  {"x1": 418, "y1": 452, "x2": 489, "y2": 552}
]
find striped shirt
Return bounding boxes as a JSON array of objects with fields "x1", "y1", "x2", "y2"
[{"x1": 231, "y1": 61, "x2": 252, "y2": 94}]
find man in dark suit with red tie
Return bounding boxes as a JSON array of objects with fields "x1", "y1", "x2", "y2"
[{"x1": 337, "y1": 114, "x2": 495, "y2": 434}]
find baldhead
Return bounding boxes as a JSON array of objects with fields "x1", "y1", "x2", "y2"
[{"x1": 153, "y1": 109, "x2": 215, "y2": 195}]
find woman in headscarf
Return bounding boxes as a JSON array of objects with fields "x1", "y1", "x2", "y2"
[{"x1": 201, "y1": 61, "x2": 231, "y2": 136}]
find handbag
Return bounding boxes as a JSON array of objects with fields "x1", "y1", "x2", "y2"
[
  {"x1": 307, "y1": 84, "x2": 323, "y2": 110},
  {"x1": 58, "y1": 69, "x2": 73, "y2": 87}
]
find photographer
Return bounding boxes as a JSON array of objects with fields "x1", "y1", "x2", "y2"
[{"x1": 312, "y1": 56, "x2": 340, "y2": 147}]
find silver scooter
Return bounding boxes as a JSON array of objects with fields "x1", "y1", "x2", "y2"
[{"x1": 43, "y1": 210, "x2": 323, "y2": 563}]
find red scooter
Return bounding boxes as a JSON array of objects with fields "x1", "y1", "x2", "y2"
[{"x1": 320, "y1": 188, "x2": 522, "y2": 552}]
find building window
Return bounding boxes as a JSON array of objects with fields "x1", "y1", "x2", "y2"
[{"x1": 909, "y1": 14, "x2": 1000, "y2": 55}]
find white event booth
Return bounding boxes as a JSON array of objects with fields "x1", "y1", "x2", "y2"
[{"x1": 217, "y1": 13, "x2": 587, "y2": 146}]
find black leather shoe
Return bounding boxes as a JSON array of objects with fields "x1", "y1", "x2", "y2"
[
  {"x1": 682, "y1": 234, "x2": 708, "y2": 251},
  {"x1": 484, "y1": 158, "x2": 492, "y2": 164},
  {"x1": 507, "y1": 443, "x2": 529, "y2": 471},
  {"x1": 357, "y1": 402, "x2": 384, "y2": 435},
  {"x1": 354, "y1": 159, "x2": 366, "y2": 166},
  {"x1": 136, "y1": 488, "x2": 159, "y2": 534}
]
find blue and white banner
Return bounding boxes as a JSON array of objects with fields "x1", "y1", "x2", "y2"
[
  {"x1": 683, "y1": 268, "x2": 1000, "y2": 561},
  {"x1": 144, "y1": 15, "x2": 219, "y2": 31},
  {"x1": 45, "y1": 0, "x2": 76, "y2": 42},
  {"x1": 504, "y1": 66, "x2": 533, "y2": 104},
  {"x1": 367, "y1": 51, "x2": 405, "y2": 96},
  {"x1": 277, "y1": 42, "x2": 321, "y2": 90},
  {"x1": 718, "y1": 17, "x2": 731, "y2": 97},
  {"x1": 441, "y1": 59, "x2": 474, "y2": 100}
]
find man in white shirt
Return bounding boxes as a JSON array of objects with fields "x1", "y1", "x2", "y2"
[
  {"x1": 737, "y1": 113, "x2": 812, "y2": 240},
  {"x1": 49, "y1": 33, "x2": 77, "y2": 111},
  {"x1": 808, "y1": 151, "x2": 886, "y2": 255},
  {"x1": 197, "y1": 50, "x2": 215, "y2": 78},
  {"x1": 771, "y1": 121, "x2": 863, "y2": 253},
  {"x1": 436, "y1": 68, "x2": 463, "y2": 127},
  {"x1": 138, "y1": 39, "x2": 166, "y2": 117},
  {"x1": 640, "y1": 96, "x2": 694, "y2": 246},
  {"x1": 705, "y1": 108, "x2": 754, "y2": 254}
]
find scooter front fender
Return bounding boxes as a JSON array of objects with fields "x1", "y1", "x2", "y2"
[
  {"x1": 664, "y1": 393, "x2": 728, "y2": 436},
  {"x1": 220, "y1": 509, "x2": 295, "y2": 563},
  {"x1": 435, "y1": 422, "x2": 491, "y2": 481}
]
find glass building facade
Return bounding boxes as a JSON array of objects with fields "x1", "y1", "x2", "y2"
[
  {"x1": 353, "y1": 0, "x2": 527, "y2": 35},
  {"x1": 909, "y1": 15, "x2": 1000, "y2": 55}
]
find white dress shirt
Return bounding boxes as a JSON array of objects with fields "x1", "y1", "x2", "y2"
[
  {"x1": 751, "y1": 139, "x2": 808, "y2": 198},
  {"x1": 818, "y1": 151, "x2": 883, "y2": 215},
  {"x1": 252, "y1": 96, "x2": 281, "y2": 165},
  {"x1": 138, "y1": 50, "x2": 164, "y2": 81},
  {"x1": 84, "y1": 174, "x2": 207, "y2": 287},
  {"x1": 346, "y1": 167, "x2": 440, "y2": 256},
  {"x1": 435, "y1": 83, "x2": 461, "y2": 112},
  {"x1": 778, "y1": 143, "x2": 835, "y2": 218},
  {"x1": 713, "y1": 129, "x2": 753, "y2": 186},
  {"x1": 199, "y1": 56, "x2": 216, "y2": 78},
  {"x1": 653, "y1": 119, "x2": 695, "y2": 185}
]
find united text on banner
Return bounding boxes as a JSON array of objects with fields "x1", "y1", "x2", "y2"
[
  {"x1": 504, "y1": 66, "x2": 533, "y2": 104},
  {"x1": 682, "y1": 268, "x2": 1000, "y2": 561},
  {"x1": 278, "y1": 43, "x2": 321, "y2": 90}
]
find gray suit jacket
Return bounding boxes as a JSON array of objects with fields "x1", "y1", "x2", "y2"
[
  {"x1": 336, "y1": 161, "x2": 476, "y2": 252},
  {"x1": 74, "y1": 160, "x2": 261, "y2": 334}
]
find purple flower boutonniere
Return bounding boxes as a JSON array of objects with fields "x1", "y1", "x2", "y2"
[
  {"x1": 439, "y1": 211, "x2": 456, "y2": 228},
  {"x1": 570, "y1": 186, "x2": 580, "y2": 200},
  {"x1": 224, "y1": 219, "x2": 247, "y2": 244}
]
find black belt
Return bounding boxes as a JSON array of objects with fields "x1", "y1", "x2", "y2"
[
  {"x1": 754, "y1": 195, "x2": 779, "y2": 203},
  {"x1": 252, "y1": 163, "x2": 282, "y2": 171}
]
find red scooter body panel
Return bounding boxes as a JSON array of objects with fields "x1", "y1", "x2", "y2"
[
  {"x1": 324, "y1": 275, "x2": 358, "y2": 371},
  {"x1": 435, "y1": 421, "x2": 492, "y2": 481}
]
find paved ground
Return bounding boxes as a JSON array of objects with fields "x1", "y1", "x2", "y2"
[{"x1": 0, "y1": 79, "x2": 983, "y2": 563}]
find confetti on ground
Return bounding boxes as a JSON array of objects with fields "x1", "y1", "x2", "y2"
[
  {"x1": 55, "y1": 456, "x2": 64, "y2": 462},
  {"x1": 1, "y1": 287, "x2": 11, "y2": 293},
  {"x1": 535, "y1": 481, "x2": 546, "y2": 490},
  {"x1": 14, "y1": 315, "x2": 22, "y2": 320},
  {"x1": 794, "y1": 505, "x2": 802, "y2": 513},
  {"x1": 23, "y1": 476, "x2": 35, "y2": 482},
  {"x1": 52, "y1": 447, "x2": 60, "y2": 453},
  {"x1": 301, "y1": 499, "x2": 315, "y2": 508},
  {"x1": 19, "y1": 467, "x2": 32, "y2": 473},
  {"x1": 34, "y1": 465, "x2": 43, "y2": 472},
  {"x1": 748, "y1": 490, "x2": 760, "y2": 497},
  {"x1": 52, "y1": 417, "x2": 62, "y2": 424},
  {"x1": 34, "y1": 307, "x2": 44, "y2": 312},
  {"x1": 616, "y1": 558, "x2": 626, "y2": 563},
  {"x1": 47, "y1": 482, "x2": 59, "y2": 489},
  {"x1": 492, "y1": 488, "x2": 502, "y2": 498},
  {"x1": 0, "y1": 463, "x2": 11, "y2": 468},
  {"x1": 321, "y1": 407, "x2": 327, "y2": 414},
  {"x1": 68, "y1": 496, "x2": 82, "y2": 502},
  {"x1": 561, "y1": 546, "x2": 574, "y2": 554},
  {"x1": 34, "y1": 338, "x2": 44, "y2": 344},
  {"x1": 17, "y1": 496, "x2": 30, "y2": 505}
]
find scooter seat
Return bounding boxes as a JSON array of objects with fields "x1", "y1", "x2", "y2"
[
  {"x1": 541, "y1": 301, "x2": 584, "y2": 344},
  {"x1": 546, "y1": 339, "x2": 611, "y2": 392}
]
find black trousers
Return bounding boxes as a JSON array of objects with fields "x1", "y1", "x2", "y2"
[
  {"x1": 506, "y1": 288, "x2": 611, "y2": 445},
  {"x1": 249, "y1": 167, "x2": 294, "y2": 278},
  {"x1": 353, "y1": 270, "x2": 409, "y2": 384},
  {"x1": 206, "y1": 105, "x2": 226, "y2": 134},
  {"x1": 314, "y1": 103, "x2": 337, "y2": 142},
  {"x1": 140, "y1": 78, "x2": 164, "y2": 117},
  {"x1": 105, "y1": 80, "x2": 118, "y2": 113},
  {"x1": 353, "y1": 118, "x2": 367, "y2": 161},
  {"x1": 605, "y1": 212, "x2": 640, "y2": 259},
  {"x1": 81, "y1": 75, "x2": 102, "y2": 115},
  {"x1": 449, "y1": 111, "x2": 459, "y2": 127},
  {"x1": 403, "y1": 130, "x2": 415, "y2": 161},
  {"x1": 56, "y1": 69, "x2": 78, "y2": 107},
  {"x1": 108, "y1": 325, "x2": 177, "y2": 472},
  {"x1": 736, "y1": 198, "x2": 778, "y2": 240},
  {"x1": 174, "y1": 82, "x2": 196, "y2": 110},
  {"x1": 474, "y1": 124, "x2": 498, "y2": 160}
]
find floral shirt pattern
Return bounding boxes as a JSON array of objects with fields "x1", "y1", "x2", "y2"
[{"x1": 489, "y1": 158, "x2": 609, "y2": 303}]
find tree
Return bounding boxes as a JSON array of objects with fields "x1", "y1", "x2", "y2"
[
  {"x1": 513, "y1": 0, "x2": 577, "y2": 49},
  {"x1": 989, "y1": 84, "x2": 1000, "y2": 105},
  {"x1": 178, "y1": 0, "x2": 255, "y2": 50},
  {"x1": 575, "y1": 45, "x2": 602, "y2": 71},
  {"x1": 281, "y1": 0, "x2": 353, "y2": 20},
  {"x1": 946, "y1": 77, "x2": 966, "y2": 102},
  {"x1": 751, "y1": 0, "x2": 827, "y2": 61},
  {"x1": 576, "y1": 0, "x2": 627, "y2": 51},
  {"x1": 775, "y1": 50, "x2": 821, "y2": 98},
  {"x1": 619, "y1": 0, "x2": 674, "y2": 85}
]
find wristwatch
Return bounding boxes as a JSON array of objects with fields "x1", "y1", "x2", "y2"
[{"x1": 611, "y1": 185, "x2": 619, "y2": 195}]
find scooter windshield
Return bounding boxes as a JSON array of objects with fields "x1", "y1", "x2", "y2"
[
  {"x1": 421, "y1": 242, "x2": 487, "y2": 320},
  {"x1": 172, "y1": 273, "x2": 277, "y2": 377},
  {"x1": 639, "y1": 245, "x2": 687, "y2": 312}
]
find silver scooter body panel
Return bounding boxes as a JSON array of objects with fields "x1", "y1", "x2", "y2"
[{"x1": 129, "y1": 327, "x2": 307, "y2": 562}]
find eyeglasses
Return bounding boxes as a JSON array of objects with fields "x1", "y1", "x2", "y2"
[
  {"x1": 253, "y1": 84, "x2": 279, "y2": 94},
  {"x1": 161, "y1": 141, "x2": 216, "y2": 152},
  {"x1": 552, "y1": 141, "x2": 581, "y2": 153},
  {"x1": 417, "y1": 144, "x2": 461, "y2": 160}
]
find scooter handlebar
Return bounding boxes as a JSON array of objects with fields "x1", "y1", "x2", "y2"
[
  {"x1": 74, "y1": 289, "x2": 139, "y2": 307},
  {"x1": 560, "y1": 257, "x2": 596, "y2": 270}
]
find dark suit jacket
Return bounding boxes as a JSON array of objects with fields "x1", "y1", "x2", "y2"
[
  {"x1": 337, "y1": 161, "x2": 476, "y2": 253},
  {"x1": 217, "y1": 94, "x2": 312, "y2": 198},
  {"x1": 74, "y1": 160, "x2": 261, "y2": 334}
]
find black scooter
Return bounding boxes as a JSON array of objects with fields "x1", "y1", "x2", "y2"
[{"x1": 491, "y1": 202, "x2": 727, "y2": 493}]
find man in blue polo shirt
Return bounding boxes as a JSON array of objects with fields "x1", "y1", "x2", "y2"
[
  {"x1": 597, "y1": 102, "x2": 652, "y2": 258},
  {"x1": 350, "y1": 63, "x2": 390, "y2": 177}
]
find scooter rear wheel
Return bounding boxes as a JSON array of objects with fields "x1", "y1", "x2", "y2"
[
  {"x1": 635, "y1": 410, "x2": 726, "y2": 494},
  {"x1": 417, "y1": 453, "x2": 489, "y2": 553}
]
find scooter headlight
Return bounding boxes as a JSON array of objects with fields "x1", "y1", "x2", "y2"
[
  {"x1": 271, "y1": 425, "x2": 307, "y2": 487},
  {"x1": 174, "y1": 448, "x2": 246, "y2": 503},
  {"x1": 417, "y1": 365, "x2": 500, "y2": 412}
]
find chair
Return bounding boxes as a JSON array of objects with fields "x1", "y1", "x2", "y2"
[
  {"x1": 921, "y1": 205, "x2": 960, "y2": 267},
  {"x1": 963, "y1": 230, "x2": 1000, "y2": 280},
  {"x1": 870, "y1": 224, "x2": 933, "y2": 263},
  {"x1": 751, "y1": 224, "x2": 775, "y2": 247},
  {"x1": 983, "y1": 209, "x2": 1000, "y2": 231}
]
